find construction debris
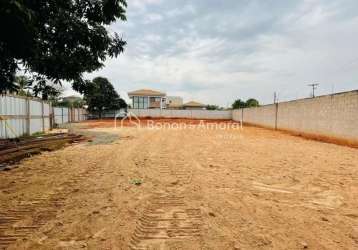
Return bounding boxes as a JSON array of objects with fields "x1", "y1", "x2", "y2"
[{"x1": 0, "y1": 133, "x2": 86, "y2": 166}]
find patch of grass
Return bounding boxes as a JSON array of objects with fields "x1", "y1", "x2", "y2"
[
  {"x1": 31, "y1": 131, "x2": 46, "y2": 137},
  {"x1": 131, "y1": 179, "x2": 143, "y2": 186}
]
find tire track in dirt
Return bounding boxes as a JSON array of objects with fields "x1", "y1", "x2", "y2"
[
  {"x1": 0, "y1": 165, "x2": 100, "y2": 249},
  {"x1": 129, "y1": 193, "x2": 202, "y2": 250},
  {"x1": 129, "y1": 130, "x2": 203, "y2": 249},
  {"x1": 0, "y1": 137, "x2": 127, "y2": 249}
]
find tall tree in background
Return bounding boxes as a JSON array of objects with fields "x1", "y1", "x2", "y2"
[
  {"x1": 232, "y1": 98, "x2": 260, "y2": 109},
  {"x1": 232, "y1": 99, "x2": 247, "y2": 109},
  {"x1": 0, "y1": 0, "x2": 127, "y2": 94},
  {"x1": 84, "y1": 77, "x2": 127, "y2": 118},
  {"x1": 206, "y1": 105, "x2": 223, "y2": 110},
  {"x1": 14, "y1": 75, "x2": 32, "y2": 96},
  {"x1": 32, "y1": 80, "x2": 64, "y2": 101},
  {"x1": 57, "y1": 98, "x2": 86, "y2": 108},
  {"x1": 246, "y1": 98, "x2": 259, "y2": 107}
]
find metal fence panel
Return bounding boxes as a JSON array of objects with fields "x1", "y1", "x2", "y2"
[
  {"x1": 62, "y1": 108, "x2": 69, "y2": 123},
  {"x1": 0, "y1": 96, "x2": 28, "y2": 138},
  {"x1": 0, "y1": 95, "x2": 87, "y2": 138}
]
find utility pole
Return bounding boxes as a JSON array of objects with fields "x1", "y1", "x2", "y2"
[
  {"x1": 308, "y1": 83, "x2": 319, "y2": 98},
  {"x1": 273, "y1": 92, "x2": 278, "y2": 104}
]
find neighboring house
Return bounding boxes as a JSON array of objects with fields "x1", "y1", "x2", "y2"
[
  {"x1": 128, "y1": 89, "x2": 166, "y2": 109},
  {"x1": 166, "y1": 96, "x2": 183, "y2": 109},
  {"x1": 182, "y1": 101, "x2": 206, "y2": 110}
]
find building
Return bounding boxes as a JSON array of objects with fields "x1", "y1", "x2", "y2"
[
  {"x1": 182, "y1": 101, "x2": 206, "y2": 110},
  {"x1": 166, "y1": 96, "x2": 183, "y2": 109},
  {"x1": 128, "y1": 89, "x2": 166, "y2": 109}
]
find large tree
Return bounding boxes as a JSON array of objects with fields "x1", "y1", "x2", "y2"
[
  {"x1": 246, "y1": 98, "x2": 259, "y2": 107},
  {"x1": 0, "y1": 0, "x2": 127, "y2": 94},
  {"x1": 14, "y1": 75, "x2": 32, "y2": 96},
  {"x1": 84, "y1": 77, "x2": 127, "y2": 118},
  {"x1": 232, "y1": 98, "x2": 260, "y2": 109},
  {"x1": 232, "y1": 99, "x2": 247, "y2": 109},
  {"x1": 206, "y1": 105, "x2": 222, "y2": 110},
  {"x1": 57, "y1": 97, "x2": 86, "y2": 108},
  {"x1": 32, "y1": 80, "x2": 64, "y2": 101}
]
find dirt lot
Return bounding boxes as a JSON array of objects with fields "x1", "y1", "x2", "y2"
[{"x1": 0, "y1": 119, "x2": 358, "y2": 250}]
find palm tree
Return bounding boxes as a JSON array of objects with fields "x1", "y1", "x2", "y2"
[{"x1": 14, "y1": 75, "x2": 32, "y2": 96}]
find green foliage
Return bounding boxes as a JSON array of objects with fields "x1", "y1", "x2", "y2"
[
  {"x1": 0, "y1": 0, "x2": 127, "y2": 94},
  {"x1": 246, "y1": 98, "x2": 259, "y2": 107},
  {"x1": 32, "y1": 79, "x2": 64, "y2": 101},
  {"x1": 57, "y1": 98, "x2": 86, "y2": 108},
  {"x1": 206, "y1": 105, "x2": 218, "y2": 110},
  {"x1": 14, "y1": 75, "x2": 32, "y2": 96},
  {"x1": 232, "y1": 98, "x2": 260, "y2": 109},
  {"x1": 232, "y1": 99, "x2": 247, "y2": 109},
  {"x1": 131, "y1": 179, "x2": 143, "y2": 186},
  {"x1": 84, "y1": 77, "x2": 127, "y2": 118},
  {"x1": 31, "y1": 131, "x2": 46, "y2": 137},
  {"x1": 206, "y1": 105, "x2": 224, "y2": 110}
]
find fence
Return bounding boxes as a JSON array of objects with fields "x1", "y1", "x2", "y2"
[
  {"x1": 53, "y1": 107, "x2": 87, "y2": 125},
  {"x1": 0, "y1": 95, "x2": 87, "y2": 138},
  {"x1": 130, "y1": 109, "x2": 233, "y2": 120},
  {"x1": 92, "y1": 109, "x2": 233, "y2": 120},
  {"x1": 233, "y1": 90, "x2": 358, "y2": 142}
]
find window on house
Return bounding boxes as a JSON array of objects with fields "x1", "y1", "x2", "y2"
[
  {"x1": 143, "y1": 97, "x2": 148, "y2": 108},
  {"x1": 132, "y1": 96, "x2": 149, "y2": 109}
]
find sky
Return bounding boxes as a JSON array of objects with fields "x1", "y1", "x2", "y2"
[{"x1": 66, "y1": 0, "x2": 358, "y2": 107}]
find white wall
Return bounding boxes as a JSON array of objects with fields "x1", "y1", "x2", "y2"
[
  {"x1": 233, "y1": 90, "x2": 358, "y2": 141},
  {"x1": 277, "y1": 91, "x2": 358, "y2": 140},
  {"x1": 233, "y1": 105, "x2": 276, "y2": 129},
  {"x1": 129, "y1": 109, "x2": 232, "y2": 120}
]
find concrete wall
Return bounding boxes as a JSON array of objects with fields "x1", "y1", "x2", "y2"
[
  {"x1": 129, "y1": 109, "x2": 232, "y2": 120},
  {"x1": 277, "y1": 91, "x2": 358, "y2": 140},
  {"x1": 232, "y1": 90, "x2": 358, "y2": 141},
  {"x1": 97, "y1": 109, "x2": 232, "y2": 120},
  {"x1": 233, "y1": 104, "x2": 277, "y2": 129}
]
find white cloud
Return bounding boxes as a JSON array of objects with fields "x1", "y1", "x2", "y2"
[
  {"x1": 143, "y1": 13, "x2": 163, "y2": 23},
  {"x1": 81, "y1": 0, "x2": 358, "y2": 107}
]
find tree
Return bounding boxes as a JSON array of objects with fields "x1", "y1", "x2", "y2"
[
  {"x1": 14, "y1": 75, "x2": 32, "y2": 96},
  {"x1": 206, "y1": 105, "x2": 224, "y2": 110},
  {"x1": 84, "y1": 77, "x2": 127, "y2": 118},
  {"x1": 32, "y1": 80, "x2": 64, "y2": 101},
  {"x1": 246, "y1": 98, "x2": 259, "y2": 107},
  {"x1": 0, "y1": 0, "x2": 127, "y2": 94},
  {"x1": 206, "y1": 105, "x2": 219, "y2": 110},
  {"x1": 232, "y1": 98, "x2": 260, "y2": 109},
  {"x1": 232, "y1": 99, "x2": 247, "y2": 109},
  {"x1": 57, "y1": 98, "x2": 86, "y2": 108}
]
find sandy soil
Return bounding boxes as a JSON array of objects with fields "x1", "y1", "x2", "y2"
[{"x1": 0, "y1": 119, "x2": 357, "y2": 250}]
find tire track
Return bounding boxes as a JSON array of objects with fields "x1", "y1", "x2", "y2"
[
  {"x1": 0, "y1": 159, "x2": 104, "y2": 249},
  {"x1": 129, "y1": 194, "x2": 202, "y2": 250},
  {"x1": 129, "y1": 130, "x2": 202, "y2": 249}
]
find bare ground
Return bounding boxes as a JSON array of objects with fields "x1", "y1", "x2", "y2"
[{"x1": 0, "y1": 119, "x2": 358, "y2": 249}]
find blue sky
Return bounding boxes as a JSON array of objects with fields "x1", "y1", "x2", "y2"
[{"x1": 67, "y1": 0, "x2": 358, "y2": 106}]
